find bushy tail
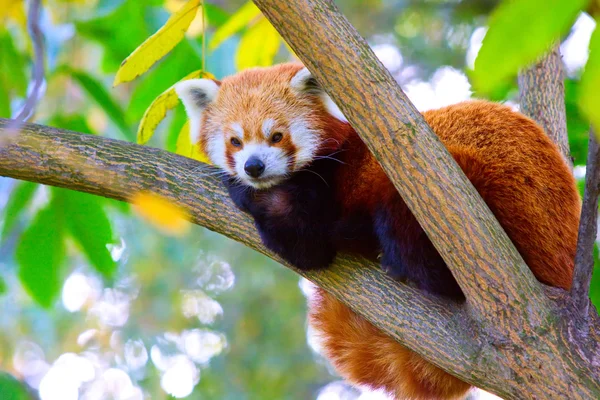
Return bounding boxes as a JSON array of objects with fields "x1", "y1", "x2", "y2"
[{"x1": 308, "y1": 287, "x2": 471, "y2": 400}]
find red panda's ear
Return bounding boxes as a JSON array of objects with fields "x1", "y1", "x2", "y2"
[
  {"x1": 290, "y1": 67, "x2": 347, "y2": 123},
  {"x1": 174, "y1": 78, "x2": 220, "y2": 144}
]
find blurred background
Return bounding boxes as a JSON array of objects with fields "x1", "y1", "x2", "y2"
[{"x1": 0, "y1": 0, "x2": 597, "y2": 399}]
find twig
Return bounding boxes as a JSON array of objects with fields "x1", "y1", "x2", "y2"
[
  {"x1": 2, "y1": 0, "x2": 45, "y2": 140},
  {"x1": 572, "y1": 128, "x2": 600, "y2": 317}
]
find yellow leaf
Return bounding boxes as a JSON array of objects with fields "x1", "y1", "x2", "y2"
[
  {"x1": 131, "y1": 192, "x2": 191, "y2": 236},
  {"x1": 113, "y1": 0, "x2": 201, "y2": 86},
  {"x1": 137, "y1": 70, "x2": 214, "y2": 144},
  {"x1": 0, "y1": 0, "x2": 25, "y2": 26},
  {"x1": 165, "y1": 0, "x2": 206, "y2": 38},
  {"x1": 176, "y1": 120, "x2": 211, "y2": 163},
  {"x1": 235, "y1": 17, "x2": 281, "y2": 70},
  {"x1": 209, "y1": 0, "x2": 261, "y2": 50}
]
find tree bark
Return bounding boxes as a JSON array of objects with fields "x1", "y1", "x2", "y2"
[
  {"x1": 1, "y1": 120, "x2": 599, "y2": 399},
  {"x1": 572, "y1": 129, "x2": 600, "y2": 318},
  {"x1": 518, "y1": 45, "x2": 572, "y2": 168}
]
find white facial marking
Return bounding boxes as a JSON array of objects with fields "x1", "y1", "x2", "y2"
[
  {"x1": 234, "y1": 142, "x2": 289, "y2": 189},
  {"x1": 205, "y1": 130, "x2": 229, "y2": 172},
  {"x1": 230, "y1": 122, "x2": 244, "y2": 138},
  {"x1": 289, "y1": 118, "x2": 319, "y2": 169},
  {"x1": 262, "y1": 118, "x2": 276, "y2": 139}
]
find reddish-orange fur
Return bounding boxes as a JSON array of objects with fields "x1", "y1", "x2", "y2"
[{"x1": 310, "y1": 101, "x2": 579, "y2": 399}]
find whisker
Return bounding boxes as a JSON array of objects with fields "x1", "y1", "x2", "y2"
[
  {"x1": 313, "y1": 155, "x2": 347, "y2": 165},
  {"x1": 297, "y1": 168, "x2": 329, "y2": 187}
]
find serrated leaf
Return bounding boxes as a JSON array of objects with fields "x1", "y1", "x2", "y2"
[
  {"x1": 114, "y1": 0, "x2": 201, "y2": 86},
  {"x1": 54, "y1": 188, "x2": 116, "y2": 279},
  {"x1": 16, "y1": 204, "x2": 65, "y2": 308},
  {"x1": 137, "y1": 70, "x2": 214, "y2": 144},
  {"x1": 209, "y1": 0, "x2": 261, "y2": 50},
  {"x1": 0, "y1": 372, "x2": 31, "y2": 400},
  {"x1": 1, "y1": 180, "x2": 37, "y2": 242},
  {"x1": 58, "y1": 67, "x2": 133, "y2": 140},
  {"x1": 473, "y1": 0, "x2": 588, "y2": 94},
  {"x1": 175, "y1": 120, "x2": 210, "y2": 163},
  {"x1": 132, "y1": 192, "x2": 191, "y2": 236},
  {"x1": 579, "y1": 25, "x2": 600, "y2": 135},
  {"x1": 236, "y1": 17, "x2": 281, "y2": 70}
]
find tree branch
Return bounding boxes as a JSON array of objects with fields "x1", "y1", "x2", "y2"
[
  {"x1": 11, "y1": 0, "x2": 45, "y2": 123},
  {"x1": 253, "y1": 0, "x2": 550, "y2": 332},
  {"x1": 572, "y1": 129, "x2": 600, "y2": 317},
  {"x1": 518, "y1": 45, "x2": 571, "y2": 168},
  {"x1": 1, "y1": 120, "x2": 599, "y2": 399}
]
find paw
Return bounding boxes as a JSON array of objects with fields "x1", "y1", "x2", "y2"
[{"x1": 222, "y1": 176, "x2": 256, "y2": 213}]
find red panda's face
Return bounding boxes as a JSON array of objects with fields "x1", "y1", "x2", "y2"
[{"x1": 175, "y1": 63, "x2": 348, "y2": 189}]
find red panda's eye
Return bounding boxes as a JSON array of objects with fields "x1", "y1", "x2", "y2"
[
  {"x1": 231, "y1": 137, "x2": 242, "y2": 147},
  {"x1": 271, "y1": 132, "x2": 283, "y2": 143}
]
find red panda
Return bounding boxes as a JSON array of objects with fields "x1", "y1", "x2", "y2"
[{"x1": 175, "y1": 63, "x2": 580, "y2": 399}]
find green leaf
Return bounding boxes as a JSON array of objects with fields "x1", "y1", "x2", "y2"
[
  {"x1": 0, "y1": 30, "x2": 28, "y2": 97},
  {"x1": 579, "y1": 25, "x2": 600, "y2": 135},
  {"x1": 1, "y1": 181, "x2": 38, "y2": 242},
  {"x1": 57, "y1": 67, "x2": 133, "y2": 140},
  {"x1": 0, "y1": 372, "x2": 31, "y2": 400},
  {"x1": 565, "y1": 79, "x2": 590, "y2": 165},
  {"x1": 76, "y1": 1, "x2": 151, "y2": 73},
  {"x1": 0, "y1": 276, "x2": 6, "y2": 295},
  {"x1": 54, "y1": 189, "x2": 117, "y2": 279},
  {"x1": 204, "y1": 3, "x2": 230, "y2": 27},
  {"x1": 0, "y1": 79, "x2": 10, "y2": 118},
  {"x1": 166, "y1": 103, "x2": 188, "y2": 152},
  {"x1": 590, "y1": 243, "x2": 600, "y2": 310},
  {"x1": 473, "y1": 0, "x2": 588, "y2": 94},
  {"x1": 113, "y1": 0, "x2": 201, "y2": 86},
  {"x1": 49, "y1": 114, "x2": 95, "y2": 135},
  {"x1": 16, "y1": 204, "x2": 65, "y2": 308},
  {"x1": 209, "y1": 0, "x2": 261, "y2": 50},
  {"x1": 235, "y1": 18, "x2": 281, "y2": 70}
]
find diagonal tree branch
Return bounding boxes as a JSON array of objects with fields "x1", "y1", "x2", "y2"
[
  {"x1": 252, "y1": 0, "x2": 551, "y2": 331},
  {"x1": 1, "y1": 120, "x2": 599, "y2": 399},
  {"x1": 518, "y1": 45, "x2": 572, "y2": 168},
  {"x1": 572, "y1": 129, "x2": 600, "y2": 317}
]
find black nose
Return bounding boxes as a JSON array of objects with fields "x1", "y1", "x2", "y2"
[{"x1": 244, "y1": 157, "x2": 265, "y2": 178}]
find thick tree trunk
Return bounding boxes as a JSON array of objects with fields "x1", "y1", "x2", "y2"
[{"x1": 1, "y1": 120, "x2": 599, "y2": 399}]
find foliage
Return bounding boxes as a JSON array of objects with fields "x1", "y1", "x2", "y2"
[
  {"x1": 579, "y1": 23, "x2": 600, "y2": 133},
  {"x1": 472, "y1": 0, "x2": 599, "y2": 131},
  {"x1": 113, "y1": 0, "x2": 202, "y2": 86},
  {"x1": 0, "y1": 372, "x2": 31, "y2": 400}
]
